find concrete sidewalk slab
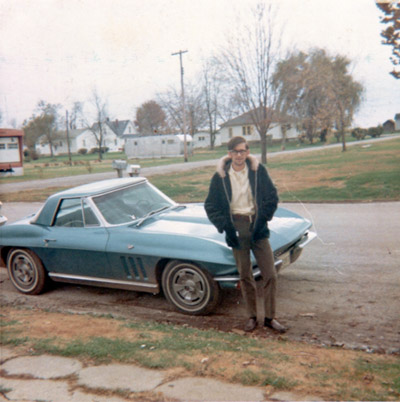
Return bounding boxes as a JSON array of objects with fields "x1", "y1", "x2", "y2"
[
  {"x1": 0, "y1": 377, "x2": 71, "y2": 401},
  {"x1": 158, "y1": 377, "x2": 266, "y2": 401},
  {"x1": 78, "y1": 364, "x2": 166, "y2": 392},
  {"x1": 0, "y1": 348, "x2": 19, "y2": 363},
  {"x1": 0, "y1": 348, "x2": 322, "y2": 401},
  {"x1": 1, "y1": 355, "x2": 82, "y2": 379},
  {"x1": 0, "y1": 377, "x2": 129, "y2": 402}
]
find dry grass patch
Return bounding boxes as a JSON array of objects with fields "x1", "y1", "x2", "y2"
[{"x1": 1, "y1": 307, "x2": 399, "y2": 401}]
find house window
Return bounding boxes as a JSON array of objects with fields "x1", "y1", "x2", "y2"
[
  {"x1": 0, "y1": 144, "x2": 6, "y2": 150},
  {"x1": 8, "y1": 143, "x2": 18, "y2": 149},
  {"x1": 167, "y1": 140, "x2": 174, "y2": 144},
  {"x1": 229, "y1": 128, "x2": 233, "y2": 138},
  {"x1": 83, "y1": 140, "x2": 86, "y2": 147},
  {"x1": 242, "y1": 126, "x2": 252, "y2": 136},
  {"x1": 114, "y1": 139, "x2": 117, "y2": 145}
]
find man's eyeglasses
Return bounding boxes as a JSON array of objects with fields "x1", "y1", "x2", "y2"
[{"x1": 230, "y1": 149, "x2": 248, "y2": 156}]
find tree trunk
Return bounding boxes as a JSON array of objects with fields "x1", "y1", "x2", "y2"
[
  {"x1": 98, "y1": 137, "x2": 103, "y2": 161},
  {"x1": 281, "y1": 125, "x2": 287, "y2": 151},
  {"x1": 260, "y1": 132, "x2": 268, "y2": 164},
  {"x1": 341, "y1": 130, "x2": 347, "y2": 152}
]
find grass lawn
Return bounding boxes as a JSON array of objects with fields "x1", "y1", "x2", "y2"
[
  {"x1": 1, "y1": 307, "x2": 399, "y2": 401},
  {"x1": 1, "y1": 137, "x2": 399, "y2": 203},
  {"x1": 1, "y1": 135, "x2": 361, "y2": 184},
  {"x1": 151, "y1": 138, "x2": 400, "y2": 203}
]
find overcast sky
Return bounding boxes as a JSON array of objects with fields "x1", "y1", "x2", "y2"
[{"x1": 0, "y1": 0, "x2": 399, "y2": 128}]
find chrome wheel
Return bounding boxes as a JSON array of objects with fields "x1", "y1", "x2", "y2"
[
  {"x1": 162, "y1": 260, "x2": 220, "y2": 315},
  {"x1": 7, "y1": 249, "x2": 46, "y2": 294}
]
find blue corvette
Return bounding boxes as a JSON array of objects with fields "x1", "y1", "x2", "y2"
[{"x1": 0, "y1": 178, "x2": 315, "y2": 315}]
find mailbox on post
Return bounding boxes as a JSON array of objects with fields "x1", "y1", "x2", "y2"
[
  {"x1": 126, "y1": 164, "x2": 141, "y2": 177},
  {"x1": 112, "y1": 160, "x2": 128, "y2": 177}
]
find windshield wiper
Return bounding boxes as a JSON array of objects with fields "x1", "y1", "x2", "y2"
[{"x1": 135, "y1": 206, "x2": 172, "y2": 227}]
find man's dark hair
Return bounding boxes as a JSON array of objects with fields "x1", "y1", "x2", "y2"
[{"x1": 227, "y1": 136, "x2": 249, "y2": 151}]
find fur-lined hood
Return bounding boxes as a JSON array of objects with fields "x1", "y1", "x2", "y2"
[{"x1": 216, "y1": 154, "x2": 259, "y2": 178}]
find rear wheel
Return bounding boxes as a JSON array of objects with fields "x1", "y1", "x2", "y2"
[
  {"x1": 7, "y1": 249, "x2": 46, "y2": 295},
  {"x1": 162, "y1": 260, "x2": 220, "y2": 315}
]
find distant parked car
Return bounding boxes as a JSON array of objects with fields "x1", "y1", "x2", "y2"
[{"x1": 0, "y1": 178, "x2": 315, "y2": 315}]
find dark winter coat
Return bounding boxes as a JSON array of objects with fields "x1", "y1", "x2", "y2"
[{"x1": 204, "y1": 155, "x2": 279, "y2": 248}]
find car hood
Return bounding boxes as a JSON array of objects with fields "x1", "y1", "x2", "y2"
[{"x1": 140, "y1": 204, "x2": 312, "y2": 252}]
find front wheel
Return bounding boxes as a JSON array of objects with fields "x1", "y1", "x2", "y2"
[
  {"x1": 162, "y1": 260, "x2": 220, "y2": 315},
  {"x1": 7, "y1": 249, "x2": 46, "y2": 295}
]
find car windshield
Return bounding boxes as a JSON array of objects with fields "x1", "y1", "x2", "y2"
[{"x1": 92, "y1": 182, "x2": 176, "y2": 225}]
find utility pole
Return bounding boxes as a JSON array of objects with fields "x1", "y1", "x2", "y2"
[
  {"x1": 65, "y1": 110, "x2": 72, "y2": 166},
  {"x1": 172, "y1": 49, "x2": 188, "y2": 162}
]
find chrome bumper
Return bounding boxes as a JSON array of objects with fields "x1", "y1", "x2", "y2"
[{"x1": 215, "y1": 231, "x2": 317, "y2": 283}]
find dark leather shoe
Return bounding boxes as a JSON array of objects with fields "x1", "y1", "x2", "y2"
[
  {"x1": 264, "y1": 319, "x2": 287, "y2": 333},
  {"x1": 244, "y1": 317, "x2": 257, "y2": 332}
]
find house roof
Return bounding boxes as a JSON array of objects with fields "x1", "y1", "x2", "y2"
[
  {"x1": 107, "y1": 120, "x2": 131, "y2": 137},
  {"x1": 91, "y1": 120, "x2": 132, "y2": 137},
  {"x1": 220, "y1": 108, "x2": 288, "y2": 128},
  {"x1": 68, "y1": 128, "x2": 87, "y2": 139},
  {"x1": 221, "y1": 111, "x2": 256, "y2": 127}
]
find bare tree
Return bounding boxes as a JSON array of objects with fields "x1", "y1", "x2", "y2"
[
  {"x1": 216, "y1": 2, "x2": 282, "y2": 163},
  {"x1": 201, "y1": 60, "x2": 227, "y2": 149},
  {"x1": 157, "y1": 86, "x2": 182, "y2": 134},
  {"x1": 80, "y1": 90, "x2": 109, "y2": 161},
  {"x1": 158, "y1": 81, "x2": 206, "y2": 136},
  {"x1": 68, "y1": 102, "x2": 83, "y2": 130},
  {"x1": 376, "y1": 1, "x2": 400, "y2": 79}
]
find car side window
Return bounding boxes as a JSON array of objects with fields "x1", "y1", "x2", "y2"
[
  {"x1": 83, "y1": 199, "x2": 100, "y2": 226},
  {"x1": 54, "y1": 198, "x2": 100, "y2": 227},
  {"x1": 54, "y1": 198, "x2": 84, "y2": 227}
]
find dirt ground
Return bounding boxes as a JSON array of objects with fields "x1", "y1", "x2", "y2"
[{"x1": 1, "y1": 202, "x2": 399, "y2": 355}]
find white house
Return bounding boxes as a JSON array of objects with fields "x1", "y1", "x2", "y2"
[
  {"x1": 125, "y1": 134, "x2": 193, "y2": 158},
  {"x1": 36, "y1": 128, "x2": 88, "y2": 156},
  {"x1": 36, "y1": 119, "x2": 135, "y2": 156},
  {"x1": 0, "y1": 128, "x2": 24, "y2": 176},
  {"x1": 192, "y1": 131, "x2": 222, "y2": 149},
  {"x1": 219, "y1": 109, "x2": 301, "y2": 144}
]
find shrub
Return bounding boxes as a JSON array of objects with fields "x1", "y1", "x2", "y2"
[
  {"x1": 367, "y1": 125, "x2": 383, "y2": 138},
  {"x1": 89, "y1": 147, "x2": 109, "y2": 154},
  {"x1": 352, "y1": 128, "x2": 367, "y2": 140},
  {"x1": 24, "y1": 148, "x2": 39, "y2": 161},
  {"x1": 77, "y1": 148, "x2": 88, "y2": 155}
]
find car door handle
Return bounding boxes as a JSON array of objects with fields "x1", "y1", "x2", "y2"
[{"x1": 44, "y1": 238, "x2": 57, "y2": 244}]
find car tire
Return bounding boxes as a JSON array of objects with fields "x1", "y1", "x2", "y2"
[
  {"x1": 162, "y1": 260, "x2": 220, "y2": 315},
  {"x1": 7, "y1": 249, "x2": 47, "y2": 295}
]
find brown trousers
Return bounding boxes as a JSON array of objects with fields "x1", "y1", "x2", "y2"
[{"x1": 232, "y1": 219, "x2": 277, "y2": 319}]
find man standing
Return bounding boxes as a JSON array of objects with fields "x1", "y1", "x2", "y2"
[{"x1": 204, "y1": 136, "x2": 286, "y2": 333}]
